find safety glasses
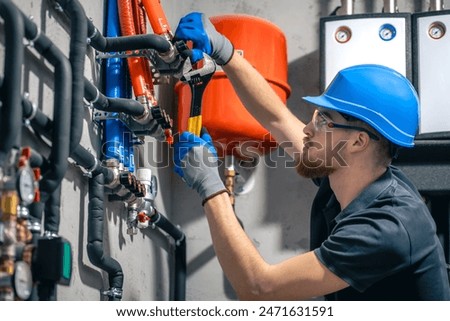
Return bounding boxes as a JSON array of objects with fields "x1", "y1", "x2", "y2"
[{"x1": 313, "y1": 110, "x2": 380, "y2": 141}]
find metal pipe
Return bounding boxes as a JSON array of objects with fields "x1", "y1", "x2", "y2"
[
  {"x1": 336, "y1": 0, "x2": 355, "y2": 15},
  {"x1": 0, "y1": 0, "x2": 25, "y2": 167},
  {"x1": 383, "y1": 0, "x2": 398, "y2": 13},
  {"x1": 429, "y1": 0, "x2": 445, "y2": 11}
]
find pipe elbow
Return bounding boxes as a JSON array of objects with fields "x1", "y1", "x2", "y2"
[{"x1": 86, "y1": 241, "x2": 104, "y2": 266}]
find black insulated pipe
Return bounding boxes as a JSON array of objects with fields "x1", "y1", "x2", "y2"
[
  {"x1": 22, "y1": 97, "x2": 115, "y2": 185},
  {"x1": 22, "y1": 95, "x2": 54, "y2": 136},
  {"x1": 0, "y1": 0, "x2": 25, "y2": 167},
  {"x1": 19, "y1": 9, "x2": 72, "y2": 250},
  {"x1": 150, "y1": 212, "x2": 186, "y2": 301},
  {"x1": 28, "y1": 147, "x2": 46, "y2": 169},
  {"x1": 21, "y1": 12, "x2": 72, "y2": 201},
  {"x1": 54, "y1": 0, "x2": 87, "y2": 154},
  {"x1": 72, "y1": 145, "x2": 115, "y2": 183},
  {"x1": 44, "y1": 185, "x2": 62, "y2": 233},
  {"x1": 84, "y1": 78, "x2": 145, "y2": 116},
  {"x1": 87, "y1": 19, "x2": 171, "y2": 53},
  {"x1": 87, "y1": 173, "x2": 124, "y2": 301}
]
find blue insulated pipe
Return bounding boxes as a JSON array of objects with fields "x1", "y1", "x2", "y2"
[
  {"x1": 103, "y1": 0, "x2": 133, "y2": 170},
  {"x1": 0, "y1": 0, "x2": 24, "y2": 167}
]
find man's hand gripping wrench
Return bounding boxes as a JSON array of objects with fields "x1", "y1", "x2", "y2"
[{"x1": 181, "y1": 54, "x2": 216, "y2": 136}]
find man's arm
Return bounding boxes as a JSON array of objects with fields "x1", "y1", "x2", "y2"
[
  {"x1": 204, "y1": 193, "x2": 349, "y2": 300},
  {"x1": 222, "y1": 53, "x2": 305, "y2": 158},
  {"x1": 175, "y1": 12, "x2": 305, "y2": 158}
]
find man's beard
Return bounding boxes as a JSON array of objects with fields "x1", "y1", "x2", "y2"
[{"x1": 295, "y1": 150, "x2": 336, "y2": 179}]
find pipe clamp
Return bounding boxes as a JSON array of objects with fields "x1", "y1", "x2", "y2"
[{"x1": 23, "y1": 93, "x2": 38, "y2": 123}]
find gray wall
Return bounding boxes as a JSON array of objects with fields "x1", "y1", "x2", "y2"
[{"x1": 4, "y1": 0, "x2": 425, "y2": 301}]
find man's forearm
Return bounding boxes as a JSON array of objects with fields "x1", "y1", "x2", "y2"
[
  {"x1": 204, "y1": 193, "x2": 270, "y2": 299},
  {"x1": 223, "y1": 53, "x2": 305, "y2": 157}
]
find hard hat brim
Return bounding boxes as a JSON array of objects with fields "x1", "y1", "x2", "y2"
[{"x1": 302, "y1": 94, "x2": 415, "y2": 148}]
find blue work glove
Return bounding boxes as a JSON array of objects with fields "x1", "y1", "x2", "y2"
[
  {"x1": 175, "y1": 12, "x2": 234, "y2": 65},
  {"x1": 174, "y1": 130, "x2": 228, "y2": 205}
]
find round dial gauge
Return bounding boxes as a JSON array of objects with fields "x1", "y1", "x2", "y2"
[
  {"x1": 13, "y1": 261, "x2": 33, "y2": 300},
  {"x1": 335, "y1": 26, "x2": 352, "y2": 43},
  {"x1": 17, "y1": 167, "x2": 35, "y2": 205},
  {"x1": 379, "y1": 24, "x2": 397, "y2": 41},
  {"x1": 429, "y1": 22, "x2": 446, "y2": 40}
]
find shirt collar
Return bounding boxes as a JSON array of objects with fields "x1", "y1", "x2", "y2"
[{"x1": 336, "y1": 167, "x2": 394, "y2": 221}]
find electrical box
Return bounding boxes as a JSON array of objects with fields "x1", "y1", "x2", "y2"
[
  {"x1": 35, "y1": 237, "x2": 72, "y2": 286},
  {"x1": 320, "y1": 13, "x2": 411, "y2": 89},
  {"x1": 413, "y1": 10, "x2": 450, "y2": 135}
]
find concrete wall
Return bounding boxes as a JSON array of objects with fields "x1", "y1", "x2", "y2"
[{"x1": 3, "y1": 0, "x2": 425, "y2": 301}]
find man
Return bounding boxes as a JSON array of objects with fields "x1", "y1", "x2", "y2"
[{"x1": 173, "y1": 12, "x2": 450, "y2": 300}]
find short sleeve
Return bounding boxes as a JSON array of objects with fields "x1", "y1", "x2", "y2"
[{"x1": 314, "y1": 210, "x2": 411, "y2": 292}]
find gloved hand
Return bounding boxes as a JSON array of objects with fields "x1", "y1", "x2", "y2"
[
  {"x1": 174, "y1": 129, "x2": 228, "y2": 205},
  {"x1": 175, "y1": 12, "x2": 234, "y2": 65}
]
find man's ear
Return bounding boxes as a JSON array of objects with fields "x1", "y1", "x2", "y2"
[{"x1": 349, "y1": 131, "x2": 371, "y2": 153}]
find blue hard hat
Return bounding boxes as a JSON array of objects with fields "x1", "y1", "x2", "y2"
[{"x1": 303, "y1": 64, "x2": 419, "y2": 147}]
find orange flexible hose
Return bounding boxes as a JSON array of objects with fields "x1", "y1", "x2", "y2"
[
  {"x1": 118, "y1": 0, "x2": 173, "y2": 142},
  {"x1": 133, "y1": 0, "x2": 157, "y2": 106},
  {"x1": 135, "y1": 0, "x2": 147, "y2": 35},
  {"x1": 118, "y1": 0, "x2": 154, "y2": 102}
]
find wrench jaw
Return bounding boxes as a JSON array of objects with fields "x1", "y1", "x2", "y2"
[
  {"x1": 180, "y1": 54, "x2": 217, "y2": 136},
  {"x1": 180, "y1": 54, "x2": 216, "y2": 84}
]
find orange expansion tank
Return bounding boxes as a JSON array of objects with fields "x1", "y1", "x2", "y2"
[{"x1": 176, "y1": 14, "x2": 291, "y2": 158}]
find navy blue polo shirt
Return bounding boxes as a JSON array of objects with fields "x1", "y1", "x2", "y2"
[{"x1": 311, "y1": 166, "x2": 450, "y2": 300}]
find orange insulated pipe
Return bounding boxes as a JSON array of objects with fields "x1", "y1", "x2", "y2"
[
  {"x1": 141, "y1": 0, "x2": 172, "y2": 37},
  {"x1": 117, "y1": 0, "x2": 155, "y2": 103}
]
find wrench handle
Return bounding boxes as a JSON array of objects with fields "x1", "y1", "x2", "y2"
[{"x1": 187, "y1": 115, "x2": 202, "y2": 136}]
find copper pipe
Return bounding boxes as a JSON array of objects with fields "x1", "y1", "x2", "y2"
[
  {"x1": 336, "y1": 0, "x2": 355, "y2": 15},
  {"x1": 383, "y1": 0, "x2": 398, "y2": 13},
  {"x1": 429, "y1": 0, "x2": 445, "y2": 11},
  {"x1": 224, "y1": 156, "x2": 236, "y2": 207}
]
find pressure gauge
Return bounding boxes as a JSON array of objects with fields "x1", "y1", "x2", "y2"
[
  {"x1": 428, "y1": 22, "x2": 446, "y2": 40},
  {"x1": 13, "y1": 261, "x2": 33, "y2": 300},
  {"x1": 335, "y1": 26, "x2": 352, "y2": 43},
  {"x1": 379, "y1": 24, "x2": 397, "y2": 41},
  {"x1": 17, "y1": 167, "x2": 35, "y2": 206}
]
